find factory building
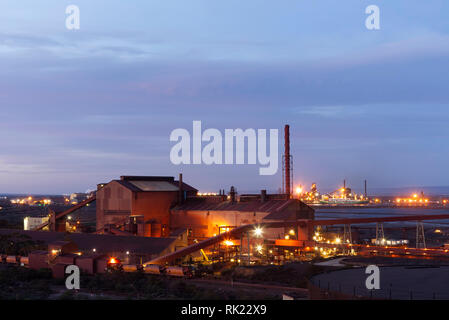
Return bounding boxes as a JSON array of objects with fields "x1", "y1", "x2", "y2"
[
  {"x1": 96, "y1": 174, "x2": 314, "y2": 244},
  {"x1": 24, "y1": 216, "x2": 49, "y2": 231},
  {"x1": 171, "y1": 190, "x2": 315, "y2": 242},
  {"x1": 96, "y1": 175, "x2": 197, "y2": 237}
]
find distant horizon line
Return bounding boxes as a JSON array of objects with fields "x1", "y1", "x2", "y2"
[{"x1": 1, "y1": 185, "x2": 449, "y2": 197}]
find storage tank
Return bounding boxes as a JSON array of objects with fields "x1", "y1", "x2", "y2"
[
  {"x1": 144, "y1": 264, "x2": 164, "y2": 275},
  {"x1": 122, "y1": 264, "x2": 138, "y2": 272},
  {"x1": 165, "y1": 266, "x2": 192, "y2": 278}
]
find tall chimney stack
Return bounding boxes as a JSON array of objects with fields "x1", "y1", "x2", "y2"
[
  {"x1": 261, "y1": 190, "x2": 267, "y2": 203},
  {"x1": 364, "y1": 180, "x2": 367, "y2": 198},
  {"x1": 284, "y1": 125, "x2": 291, "y2": 197},
  {"x1": 178, "y1": 173, "x2": 184, "y2": 204}
]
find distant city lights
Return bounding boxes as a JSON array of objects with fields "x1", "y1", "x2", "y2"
[{"x1": 11, "y1": 197, "x2": 52, "y2": 206}]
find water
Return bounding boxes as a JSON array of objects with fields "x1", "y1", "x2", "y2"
[{"x1": 315, "y1": 207, "x2": 449, "y2": 228}]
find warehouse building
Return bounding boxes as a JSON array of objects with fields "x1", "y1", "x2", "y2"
[
  {"x1": 96, "y1": 175, "x2": 197, "y2": 237},
  {"x1": 95, "y1": 174, "x2": 314, "y2": 243},
  {"x1": 170, "y1": 189, "x2": 315, "y2": 243}
]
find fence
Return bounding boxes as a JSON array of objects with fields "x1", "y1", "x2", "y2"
[{"x1": 309, "y1": 278, "x2": 449, "y2": 300}]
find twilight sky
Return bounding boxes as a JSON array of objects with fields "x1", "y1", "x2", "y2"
[{"x1": 0, "y1": 0, "x2": 448, "y2": 194}]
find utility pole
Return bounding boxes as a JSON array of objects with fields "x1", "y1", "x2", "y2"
[
  {"x1": 343, "y1": 224, "x2": 352, "y2": 255},
  {"x1": 239, "y1": 234, "x2": 243, "y2": 264},
  {"x1": 247, "y1": 231, "x2": 251, "y2": 265}
]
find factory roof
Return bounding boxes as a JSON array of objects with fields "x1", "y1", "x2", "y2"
[
  {"x1": 0, "y1": 229, "x2": 177, "y2": 255},
  {"x1": 113, "y1": 176, "x2": 197, "y2": 193},
  {"x1": 129, "y1": 180, "x2": 179, "y2": 192},
  {"x1": 263, "y1": 207, "x2": 303, "y2": 220},
  {"x1": 172, "y1": 197, "x2": 313, "y2": 220}
]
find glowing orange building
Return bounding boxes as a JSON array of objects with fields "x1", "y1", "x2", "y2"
[{"x1": 170, "y1": 190, "x2": 315, "y2": 243}]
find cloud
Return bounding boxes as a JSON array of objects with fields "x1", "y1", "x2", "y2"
[
  {"x1": 1, "y1": 29, "x2": 449, "y2": 107},
  {"x1": 0, "y1": 32, "x2": 62, "y2": 49},
  {"x1": 296, "y1": 106, "x2": 365, "y2": 118},
  {"x1": 0, "y1": 157, "x2": 47, "y2": 175},
  {"x1": 0, "y1": 27, "x2": 449, "y2": 192},
  {"x1": 61, "y1": 148, "x2": 164, "y2": 162}
]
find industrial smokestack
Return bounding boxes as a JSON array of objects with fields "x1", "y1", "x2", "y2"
[
  {"x1": 221, "y1": 189, "x2": 227, "y2": 201},
  {"x1": 364, "y1": 180, "x2": 367, "y2": 198},
  {"x1": 261, "y1": 190, "x2": 267, "y2": 203},
  {"x1": 230, "y1": 186, "x2": 236, "y2": 202},
  {"x1": 178, "y1": 173, "x2": 184, "y2": 204},
  {"x1": 284, "y1": 125, "x2": 291, "y2": 197}
]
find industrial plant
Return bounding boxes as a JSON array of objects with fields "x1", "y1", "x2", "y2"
[{"x1": 0, "y1": 124, "x2": 449, "y2": 301}]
